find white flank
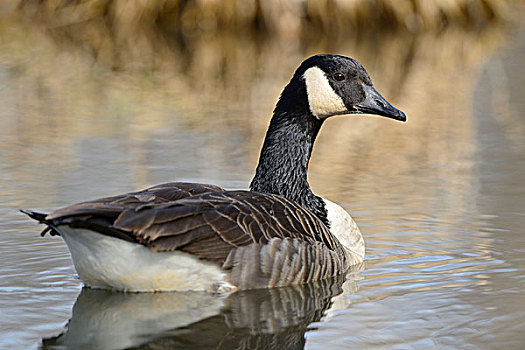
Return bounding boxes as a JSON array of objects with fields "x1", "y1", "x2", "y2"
[
  {"x1": 323, "y1": 198, "x2": 365, "y2": 265},
  {"x1": 303, "y1": 66, "x2": 347, "y2": 118},
  {"x1": 59, "y1": 226, "x2": 233, "y2": 292}
]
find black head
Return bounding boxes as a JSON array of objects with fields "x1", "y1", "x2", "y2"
[{"x1": 288, "y1": 54, "x2": 406, "y2": 122}]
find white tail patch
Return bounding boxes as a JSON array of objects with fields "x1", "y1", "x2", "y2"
[
  {"x1": 304, "y1": 66, "x2": 347, "y2": 118},
  {"x1": 323, "y1": 198, "x2": 365, "y2": 265}
]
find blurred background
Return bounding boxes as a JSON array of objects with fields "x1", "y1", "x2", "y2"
[
  {"x1": 0, "y1": 0, "x2": 524, "y2": 349},
  {"x1": 0, "y1": 0, "x2": 520, "y2": 194}
]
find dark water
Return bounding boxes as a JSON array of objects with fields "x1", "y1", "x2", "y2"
[{"x1": 1, "y1": 13, "x2": 524, "y2": 350}]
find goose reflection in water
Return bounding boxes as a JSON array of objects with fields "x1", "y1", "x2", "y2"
[{"x1": 42, "y1": 266, "x2": 362, "y2": 349}]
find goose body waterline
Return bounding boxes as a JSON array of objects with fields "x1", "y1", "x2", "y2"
[{"x1": 24, "y1": 55, "x2": 406, "y2": 292}]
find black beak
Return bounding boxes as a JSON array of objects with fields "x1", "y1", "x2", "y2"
[{"x1": 355, "y1": 85, "x2": 406, "y2": 122}]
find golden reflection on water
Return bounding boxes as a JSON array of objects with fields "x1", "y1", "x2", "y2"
[
  {"x1": 1, "y1": 5, "x2": 524, "y2": 348},
  {"x1": 0, "y1": 10, "x2": 512, "y2": 263},
  {"x1": 0, "y1": 15, "x2": 510, "y2": 191},
  {"x1": 0, "y1": 9, "x2": 515, "y2": 255}
]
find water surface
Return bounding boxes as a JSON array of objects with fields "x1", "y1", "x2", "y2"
[{"x1": 0, "y1": 13, "x2": 524, "y2": 350}]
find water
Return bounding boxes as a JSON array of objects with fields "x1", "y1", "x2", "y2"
[{"x1": 1, "y1": 12, "x2": 524, "y2": 350}]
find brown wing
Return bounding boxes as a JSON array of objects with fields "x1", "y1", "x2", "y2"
[{"x1": 43, "y1": 182, "x2": 344, "y2": 267}]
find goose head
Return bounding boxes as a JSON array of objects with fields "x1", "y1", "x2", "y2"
[{"x1": 281, "y1": 54, "x2": 406, "y2": 121}]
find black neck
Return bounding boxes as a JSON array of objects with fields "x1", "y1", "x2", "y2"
[{"x1": 250, "y1": 85, "x2": 329, "y2": 225}]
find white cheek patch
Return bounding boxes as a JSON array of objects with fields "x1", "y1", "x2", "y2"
[{"x1": 303, "y1": 66, "x2": 347, "y2": 119}]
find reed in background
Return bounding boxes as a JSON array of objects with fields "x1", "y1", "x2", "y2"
[{"x1": 11, "y1": 0, "x2": 515, "y2": 71}]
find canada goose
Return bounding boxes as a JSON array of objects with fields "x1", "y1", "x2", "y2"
[{"x1": 23, "y1": 54, "x2": 405, "y2": 292}]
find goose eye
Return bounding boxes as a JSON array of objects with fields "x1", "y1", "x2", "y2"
[{"x1": 334, "y1": 73, "x2": 345, "y2": 81}]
